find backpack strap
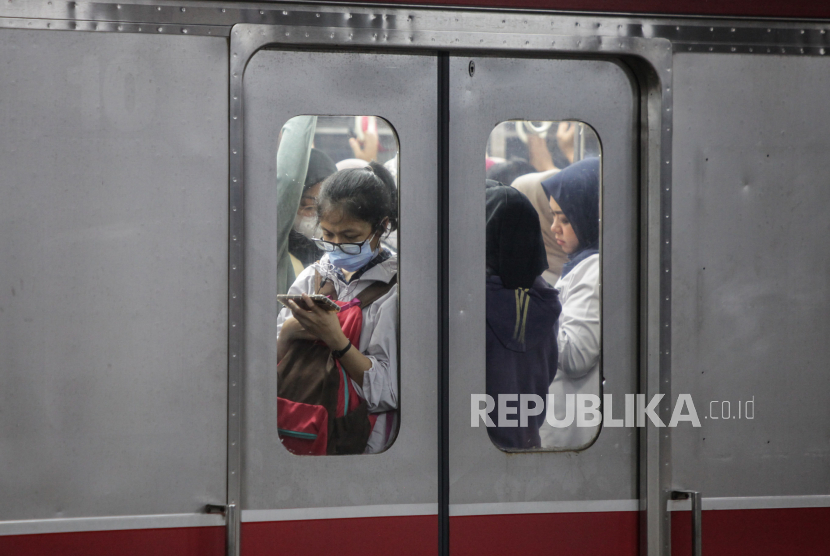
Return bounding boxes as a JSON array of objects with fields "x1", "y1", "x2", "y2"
[
  {"x1": 313, "y1": 269, "x2": 339, "y2": 300},
  {"x1": 354, "y1": 274, "x2": 397, "y2": 309}
]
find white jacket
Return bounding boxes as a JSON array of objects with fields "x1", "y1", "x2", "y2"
[
  {"x1": 277, "y1": 253, "x2": 398, "y2": 454},
  {"x1": 540, "y1": 253, "x2": 601, "y2": 449}
]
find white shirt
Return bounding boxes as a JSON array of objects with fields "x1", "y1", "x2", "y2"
[
  {"x1": 277, "y1": 254, "x2": 398, "y2": 454},
  {"x1": 539, "y1": 254, "x2": 601, "y2": 450}
]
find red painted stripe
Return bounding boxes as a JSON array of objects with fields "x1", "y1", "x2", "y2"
[
  {"x1": 0, "y1": 526, "x2": 225, "y2": 556},
  {"x1": 672, "y1": 507, "x2": 830, "y2": 555},
  {"x1": 450, "y1": 511, "x2": 638, "y2": 556},
  {"x1": 242, "y1": 515, "x2": 438, "y2": 556},
  {"x1": 356, "y1": 0, "x2": 830, "y2": 19}
]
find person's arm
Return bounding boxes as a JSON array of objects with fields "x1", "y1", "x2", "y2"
[
  {"x1": 276, "y1": 116, "x2": 317, "y2": 295},
  {"x1": 281, "y1": 294, "x2": 374, "y2": 386},
  {"x1": 351, "y1": 290, "x2": 398, "y2": 412},
  {"x1": 557, "y1": 257, "x2": 600, "y2": 379}
]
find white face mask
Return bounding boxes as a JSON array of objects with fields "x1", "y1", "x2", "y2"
[{"x1": 293, "y1": 214, "x2": 321, "y2": 239}]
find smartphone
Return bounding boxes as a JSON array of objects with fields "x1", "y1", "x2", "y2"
[{"x1": 277, "y1": 294, "x2": 340, "y2": 312}]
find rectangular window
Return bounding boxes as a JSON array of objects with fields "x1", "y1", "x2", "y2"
[
  {"x1": 485, "y1": 120, "x2": 602, "y2": 451},
  {"x1": 275, "y1": 115, "x2": 400, "y2": 456}
]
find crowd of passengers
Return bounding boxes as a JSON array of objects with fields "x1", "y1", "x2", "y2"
[{"x1": 275, "y1": 117, "x2": 600, "y2": 454}]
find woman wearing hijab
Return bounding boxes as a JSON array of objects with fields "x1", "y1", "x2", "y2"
[
  {"x1": 485, "y1": 180, "x2": 562, "y2": 450},
  {"x1": 538, "y1": 157, "x2": 601, "y2": 449}
]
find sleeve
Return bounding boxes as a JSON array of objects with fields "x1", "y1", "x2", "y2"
[
  {"x1": 276, "y1": 115, "x2": 317, "y2": 295},
  {"x1": 352, "y1": 286, "x2": 399, "y2": 413},
  {"x1": 557, "y1": 257, "x2": 600, "y2": 379}
]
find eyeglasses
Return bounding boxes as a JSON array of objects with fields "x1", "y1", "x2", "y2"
[{"x1": 312, "y1": 235, "x2": 372, "y2": 255}]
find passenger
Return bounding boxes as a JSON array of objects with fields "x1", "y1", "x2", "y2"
[
  {"x1": 539, "y1": 157, "x2": 601, "y2": 449},
  {"x1": 486, "y1": 158, "x2": 536, "y2": 189},
  {"x1": 276, "y1": 116, "x2": 316, "y2": 295},
  {"x1": 511, "y1": 169, "x2": 569, "y2": 285},
  {"x1": 485, "y1": 180, "x2": 561, "y2": 450},
  {"x1": 277, "y1": 162, "x2": 398, "y2": 454},
  {"x1": 288, "y1": 148, "x2": 337, "y2": 276}
]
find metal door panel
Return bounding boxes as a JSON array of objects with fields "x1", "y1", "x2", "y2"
[
  {"x1": 671, "y1": 53, "x2": 830, "y2": 497},
  {"x1": 242, "y1": 50, "x2": 438, "y2": 511},
  {"x1": 0, "y1": 29, "x2": 228, "y2": 519},
  {"x1": 448, "y1": 56, "x2": 639, "y2": 505}
]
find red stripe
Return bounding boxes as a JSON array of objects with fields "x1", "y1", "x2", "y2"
[
  {"x1": 672, "y1": 507, "x2": 830, "y2": 555},
  {"x1": 242, "y1": 515, "x2": 438, "y2": 556},
  {"x1": 355, "y1": 0, "x2": 830, "y2": 19},
  {"x1": 450, "y1": 511, "x2": 638, "y2": 556},
  {"x1": 0, "y1": 526, "x2": 225, "y2": 556}
]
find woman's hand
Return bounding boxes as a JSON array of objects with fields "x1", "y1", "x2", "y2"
[{"x1": 284, "y1": 294, "x2": 348, "y2": 350}]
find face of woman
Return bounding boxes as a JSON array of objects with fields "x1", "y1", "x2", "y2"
[
  {"x1": 319, "y1": 208, "x2": 382, "y2": 250},
  {"x1": 548, "y1": 197, "x2": 580, "y2": 255}
]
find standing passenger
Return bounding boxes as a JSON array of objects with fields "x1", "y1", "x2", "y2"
[
  {"x1": 485, "y1": 180, "x2": 561, "y2": 450},
  {"x1": 539, "y1": 157, "x2": 601, "y2": 449},
  {"x1": 277, "y1": 162, "x2": 398, "y2": 454}
]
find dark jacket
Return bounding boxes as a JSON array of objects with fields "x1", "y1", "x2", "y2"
[{"x1": 486, "y1": 275, "x2": 561, "y2": 450}]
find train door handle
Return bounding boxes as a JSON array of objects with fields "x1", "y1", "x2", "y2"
[{"x1": 671, "y1": 490, "x2": 702, "y2": 556}]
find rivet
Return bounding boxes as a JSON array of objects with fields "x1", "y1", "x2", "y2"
[
  {"x1": 138, "y1": 26, "x2": 142, "y2": 31},
  {"x1": 305, "y1": 32, "x2": 309, "y2": 37},
  {"x1": 285, "y1": 31, "x2": 290, "y2": 37},
  {"x1": 730, "y1": 27, "x2": 735, "y2": 32},
  {"x1": 675, "y1": 26, "x2": 680, "y2": 31},
  {"x1": 688, "y1": 46, "x2": 692, "y2": 51},
  {"x1": 821, "y1": 48, "x2": 826, "y2": 55},
  {"x1": 767, "y1": 28, "x2": 771, "y2": 32},
  {"x1": 801, "y1": 29, "x2": 805, "y2": 34},
  {"x1": 157, "y1": 6, "x2": 161, "y2": 10},
  {"x1": 731, "y1": 47, "x2": 736, "y2": 52},
  {"x1": 331, "y1": 33, "x2": 336, "y2": 39},
  {"x1": 800, "y1": 48, "x2": 804, "y2": 54},
  {"x1": 182, "y1": 28, "x2": 188, "y2": 34},
  {"x1": 260, "y1": 10, "x2": 264, "y2": 15},
  {"x1": 221, "y1": 8, "x2": 225, "y2": 12},
  {"x1": 181, "y1": 7, "x2": 185, "y2": 12},
  {"x1": 709, "y1": 27, "x2": 713, "y2": 32},
  {"x1": 749, "y1": 48, "x2": 753, "y2": 52},
  {"x1": 157, "y1": 27, "x2": 163, "y2": 32},
  {"x1": 709, "y1": 46, "x2": 713, "y2": 52},
  {"x1": 46, "y1": 22, "x2": 51, "y2": 28},
  {"x1": 316, "y1": 13, "x2": 320, "y2": 17}
]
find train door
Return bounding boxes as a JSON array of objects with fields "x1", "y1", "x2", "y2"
[
  {"x1": 447, "y1": 55, "x2": 640, "y2": 555},
  {"x1": 238, "y1": 48, "x2": 440, "y2": 555}
]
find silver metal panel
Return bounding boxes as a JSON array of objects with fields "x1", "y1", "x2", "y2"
[
  {"x1": 448, "y1": 56, "x2": 639, "y2": 503},
  {"x1": 241, "y1": 48, "x2": 439, "y2": 509},
  {"x1": 0, "y1": 29, "x2": 228, "y2": 520},
  {"x1": 671, "y1": 53, "x2": 830, "y2": 496},
  {"x1": 1, "y1": 0, "x2": 830, "y2": 57}
]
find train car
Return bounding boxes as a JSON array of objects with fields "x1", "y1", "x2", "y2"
[{"x1": 1, "y1": 0, "x2": 828, "y2": 555}]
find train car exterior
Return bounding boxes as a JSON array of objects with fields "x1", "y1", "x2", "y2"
[{"x1": 1, "y1": 1, "x2": 829, "y2": 556}]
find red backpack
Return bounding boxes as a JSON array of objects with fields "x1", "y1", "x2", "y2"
[{"x1": 277, "y1": 272, "x2": 397, "y2": 455}]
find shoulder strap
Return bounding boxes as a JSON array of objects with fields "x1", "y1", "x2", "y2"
[
  {"x1": 354, "y1": 274, "x2": 397, "y2": 309},
  {"x1": 313, "y1": 269, "x2": 338, "y2": 300}
]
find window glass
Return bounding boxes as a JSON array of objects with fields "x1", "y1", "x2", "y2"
[
  {"x1": 484, "y1": 120, "x2": 602, "y2": 451},
  {"x1": 275, "y1": 115, "x2": 399, "y2": 456}
]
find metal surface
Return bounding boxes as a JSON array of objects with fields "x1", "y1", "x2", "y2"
[
  {"x1": 670, "y1": 491, "x2": 702, "y2": 556},
  {"x1": 671, "y1": 53, "x2": 830, "y2": 497},
  {"x1": 0, "y1": 29, "x2": 228, "y2": 520},
  {"x1": 447, "y1": 54, "x2": 639, "y2": 498},
  {"x1": 1, "y1": 0, "x2": 830, "y2": 57},
  {"x1": 236, "y1": 42, "x2": 439, "y2": 511}
]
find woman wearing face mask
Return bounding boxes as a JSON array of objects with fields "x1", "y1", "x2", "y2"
[
  {"x1": 288, "y1": 148, "x2": 338, "y2": 276},
  {"x1": 538, "y1": 157, "x2": 601, "y2": 449},
  {"x1": 277, "y1": 162, "x2": 398, "y2": 454}
]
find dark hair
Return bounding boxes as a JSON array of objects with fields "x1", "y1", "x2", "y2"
[
  {"x1": 486, "y1": 158, "x2": 537, "y2": 188},
  {"x1": 316, "y1": 161, "x2": 398, "y2": 233}
]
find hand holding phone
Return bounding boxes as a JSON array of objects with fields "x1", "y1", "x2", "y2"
[{"x1": 277, "y1": 294, "x2": 340, "y2": 312}]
